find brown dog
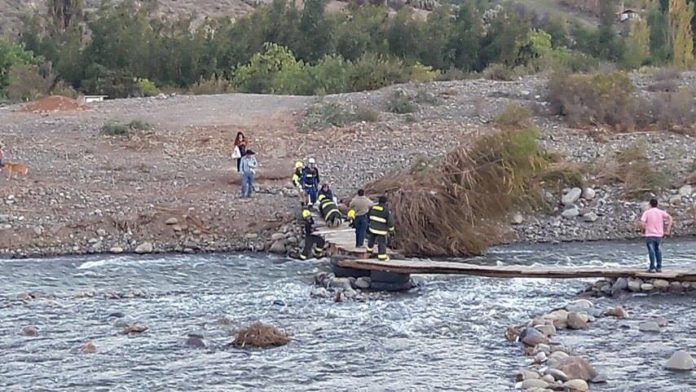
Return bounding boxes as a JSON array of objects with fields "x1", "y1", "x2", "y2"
[{"x1": 2, "y1": 162, "x2": 29, "y2": 178}]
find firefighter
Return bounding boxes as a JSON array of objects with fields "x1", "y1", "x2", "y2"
[
  {"x1": 367, "y1": 195, "x2": 394, "y2": 261},
  {"x1": 291, "y1": 161, "x2": 306, "y2": 203},
  {"x1": 318, "y1": 194, "x2": 342, "y2": 228},
  {"x1": 300, "y1": 204, "x2": 325, "y2": 260}
]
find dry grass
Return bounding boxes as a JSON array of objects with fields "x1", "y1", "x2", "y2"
[
  {"x1": 231, "y1": 322, "x2": 290, "y2": 348},
  {"x1": 495, "y1": 104, "x2": 534, "y2": 128},
  {"x1": 593, "y1": 143, "x2": 668, "y2": 199},
  {"x1": 365, "y1": 128, "x2": 546, "y2": 257}
]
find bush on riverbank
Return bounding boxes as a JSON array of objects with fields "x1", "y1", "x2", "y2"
[
  {"x1": 594, "y1": 142, "x2": 669, "y2": 199},
  {"x1": 231, "y1": 322, "x2": 290, "y2": 348},
  {"x1": 365, "y1": 127, "x2": 548, "y2": 256}
]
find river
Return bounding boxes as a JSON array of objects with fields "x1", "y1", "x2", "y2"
[{"x1": 1, "y1": 240, "x2": 696, "y2": 391}]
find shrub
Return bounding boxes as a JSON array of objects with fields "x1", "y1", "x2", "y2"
[
  {"x1": 187, "y1": 75, "x2": 233, "y2": 95},
  {"x1": 309, "y1": 55, "x2": 350, "y2": 95},
  {"x1": 6, "y1": 63, "x2": 53, "y2": 102},
  {"x1": 136, "y1": 78, "x2": 160, "y2": 97},
  {"x1": 652, "y1": 67, "x2": 682, "y2": 81},
  {"x1": 353, "y1": 104, "x2": 380, "y2": 122},
  {"x1": 414, "y1": 88, "x2": 440, "y2": 105},
  {"x1": 233, "y1": 43, "x2": 304, "y2": 94},
  {"x1": 548, "y1": 70, "x2": 637, "y2": 131},
  {"x1": 385, "y1": 90, "x2": 416, "y2": 113},
  {"x1": 483, "y1": 63, "x2": 515, "y2": 81},
  {"x1": 301, "y1": 101, "x2": 351, "y2": 130},
  {"x1": 540, "y1": 161, "x2": 586, "y2": 188},
  {"x1": 595, "y1": 142, "x2": 668, "y2": 199},
  {"x1": 438, "y1": 67, "x2": 470, "y2": 81},
  {"x1": 653, "y1": 88, "x2": 696, "y2": 131},
  {"x1": 409, "y1": 62, "x2": 440, "y2": 83},
  {"x1": 348, "y1": 53, "x2": 410, "y2": 92},
  {"x1": 101, "y1": 122, "x2": 131, "y2": 136},
  {"x1": 127, "y1": 119, "x2": 152, "y2": 131},
  {"x1": 51, "y1": 81, "x2": 79, "y2": 98},
  {"x1": 495, "y1": 104, "x2": 533, "y2": 128}
]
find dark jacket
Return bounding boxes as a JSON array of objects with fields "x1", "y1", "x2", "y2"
[
  {"x1": 301, "y1": 167, "x2": 320, "y2": 188},
  {"x1": 302, "y1": 208, "x2": 315, "y2": 236},
  {"x1": 319, "y1": 197, "x2": 340, "y2": 222},
  {"x1": 368, "y1": 203, "x2": 395, "y2": 236}
]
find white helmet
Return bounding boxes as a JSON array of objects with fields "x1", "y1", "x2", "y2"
[{"x1": 308, "y1": 158, "x2": 316, "y2": 165}]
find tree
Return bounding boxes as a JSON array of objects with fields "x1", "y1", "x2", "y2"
[
  {"x1": 297, "y1": 0, "x2": 334, "y2": 62},
  {"x1": 622, "y1": 18, "x2": 651, "y2": 68},
  {"x1": 0, "y1": 39, "x2": 40, "y2": 97},
  {"x1": 233, "y1": 43, "x2": 304, "y2": 93},
  {"x1": 598, "y1": 0, "x2": 621, "y2": 60},
  {"x1": 480, "y1": 10, "x2": 531, "y2": 67},
  {"x1": 387, "y1": 8, "x2": 424, "y2": 60},
  {"x1": 419, "y1": 5, "x2": 454, "y2": 69},
  {"x1": 448, "y1": 3, "x2": 483, "y2": 71},
  {"x1": 648, "y1": 2, "x2": 672, "y2": 63},
  {"x1": 49, "y1": 0, "x2": 82, "y2": 30},
  {"x1": 669, "y1": 0, "x2": 695, "y2": 68}
]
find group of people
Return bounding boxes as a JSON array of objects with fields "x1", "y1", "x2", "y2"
[{"x1": 233, "y1": 132, "x2": 257, "y2": 198}]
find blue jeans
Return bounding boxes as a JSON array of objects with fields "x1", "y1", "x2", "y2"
[
  {"x1": 305, "y1": 186, "x2": 318, "y2": 204},
  {"x1": 354, "y1": 214, "x2": 368, "y2": 247},
  {"x1": 241, "y1": 173, "x2": 254, "y2": 197},
  {"x1": 646, "y1": 237, "x2": 662, "y2": 270}
]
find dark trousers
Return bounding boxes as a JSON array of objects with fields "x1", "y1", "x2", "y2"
[
  {"x1": 301, "y1": 235, "x2": 325, "y2": 259},
  {"x1": 354, "y1": 215, "x2": 368, "y2": 247},
  {"x1": 367, "y1": 232, "x2": 388, "y2": 260},
  {"x1": 236, "y1": 158, "x2": 241, "y2": 172},
  {"x1": 646, "y1": 237, "x2": 663, "y2": 270},
  {"x1": 305, "y1": 186, "x2": 318, "y2": 205}
]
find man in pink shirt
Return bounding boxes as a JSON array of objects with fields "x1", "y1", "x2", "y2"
[{"x1": 640, "y1": 198, "x2": 673, "y2": 273}]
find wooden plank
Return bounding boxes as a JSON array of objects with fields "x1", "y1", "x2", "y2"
[
  {"x1": 310, "y1": 211, "x2": 399, "y2": 257},
  {"x1": 336, "y1": 258, "x2": 696, "y2": 281}
]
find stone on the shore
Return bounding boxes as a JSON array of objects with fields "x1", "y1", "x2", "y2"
[
  {"x1": 554, "y1": 356, "x2": 598, "y2": 381},
  {"x1": 535, "y1": 323, "x2": 556, "y2": 337},
  {"x1": 534, "y1": 351, "x2": 547, "y2": 363},
  {"x1": 544, "y1": 309, "x2": 569, "y2": 329},
  {"x1": 612, "y1": 277, "x2": 628, "y2": 293},
  {"x1": 669, "y1": 281, "x2": 684, "y2": 292},
  {"x1": 271, "y1": 233, "x2": 285, "y2": 241},
  {"x1": 269, "y1": 240, "x2": 286, "y2": 254},
  {"x1": 567, "y1": 312, "x2": 589, "y2": 330},
  {"x1": 516, "y1": 369, "x2": 540, "y2": 381},
  {"x1": 562, "y1": 207, "x2": 580, "y2": 219},
  {"x1": 541, "y1": 374, "x2": 554, "y2": 383},
  {"x1": 520, "y1": 327, "x2": 548, "y2": 346},
  {"x1": 563, "y1": 379, "x2": 589, "y2": 391},
  {"x1": 535, "y1": 343, "x2": 551, "y2": 354},
  {"x1": 665, "y1": 350, "x2": 695, "y2": 371},
  {"x1": 544, "y1": 368, "x2": 569, "y2": 382},
  {"x1": 583, "y1": 212, "x2": 598, "y2": 222},
  {"x1": 519, "y1": 379, "x2": 548, "y2": 389},
  {"x1": 21, "y1": 325, "x2": 39, "y2": 337},
  {"x1": 603, "y1": 306, "x2": 628, "y2": 318},
  {"x1": 135, "y1": 242, "x2": 154, "y2": 254},
  {"x1": 641, "y1": 283, "x2": 654, "y2": 291},
  {"x1": 653, "y1": 279, "x2": 669, "y2": 290},
  {"x1": 165, "y1": 217, "x2": 179, "y2": 225},
  {"x1": 311, "y1": 287, "x2": 329, "y2": 298},
  {"x1": 511, "y1": 213, "x2": 524, "y2": 225},
  {"x1": 568, "y1": 299, "x2": 593, "y2": 310},
  {"x1": 638, "y1": 321, "x2": 661, "y2": 333},
  {"x1": 547, "y1": 351, "x2": 570, "y2": 368},
  {"x1": 562, "y1": 188, "x2": 582, "y2": 204},
  {"x1": 354, "y1": 277, "x2": 371, "y2": 289},
  {"x1": 679, "y1": 184, "x2": 693, "y2": 197},
  {"x1": 82, "y1": 341, "x2": 97, "y2": 354},
  {"x1": 110, "y1": 246, "x2": 124, "y2": 254},
  {"x1": 582, "y1": 187, "x2": 596, "y2": 200},
  {"x1": 329, "y1": 277, "x2": 353, "y2": 291},
  {"x1": 628, "y1": 278, "x2": 643, "y2": 292}
]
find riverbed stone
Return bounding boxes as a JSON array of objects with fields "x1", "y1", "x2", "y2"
[
  {"x1": 568, "y1": 299, "x2": 593, "y2": 310},
  {"x1": 562, "y1": 207, "x2": 580, "y2": 219},
  {"x1": 544, "y1": 368, "x2": 569, "y2": 382},
  {"x1": 653, "y1": 279, "x2": 669, "y2": 290},
  {"x1": 547, "y1": 351, "x2": 570, "y2": 368},
  {"x1": 534, "y1": 351, "x2": 547, "y2": 363},
  {"x1": 567, "y1": 312, "x2": 589, "y2": 330},
  {"x1": 563, "y1": 379, "x2": 589, "y2": 391},
  {"x1": 628, "y1": 278, "x2": 643, "y2": 292},
  {"x1": 165, "y1": 217, "x2": 179, "y2": 225},
  {"x1": 310, "y1": 287, "x2": 329, "y2": 298},
  {"x1": 109, "y1": 246, "x2": 124, "y2": 254},
  {"x1": 665, "y1": 350, "x2": 695, "y2": 371},
  {"x1": 268, "y1": 240, "x2": 286, "y2": 254},
  {"x1": 562, "y1": 188, "x2": 582, "y2": 204},
  {"x1": 544, "y1": 309, "x2": 569, "y2": 329},
  {"x1": 554, "y1": 356, "x2": 598, "y2": 381},
  {"x1": 82, "y1": 341, "x2": 97, "y2": 353},
  {"x1": 582, "y1": 187, "x2": 596, "y2": 200},
  {"x1": 520, "y1": 327, "x2": 548, "y2": 346},
  {"x1": 519, "y1": 379, "x2": 548, "y2": 389},
  {"x1": 655, "y1": 316, "x2": 669, "y2": 327},
  {"x1": 516, "y1": 369, "x2": 541, "y2": 381},
  {"x1": 583, "y1": 212, "x2": 599, "y2": 222},
  {"x1": 511, "y1": 213, "x2": 524, "y2": 225},
  {"x1": 329, "y1": 277, "x2": 353, "y2": 291},
  {"x1": 679, "y1": 184, "x2": 693, "y2": 197},
  {"x1": 669, "y1": 281, "x2": 684, "y2": 292},
  {"x1": 185, "y1": 335, "x2": 206, "y2": 348},
  {"x1": 271, "y1": 233, "x2": 285, "y2": 241},
  {"x1": 603, "y1": 306, "x2": 628, "y2": 318},
  {"x1": 638, "y1": 321, "x2": 661, "y2": 333},
  {"x1": 135, "y1": 242, "x2": 153, "y2": 254},
  {"x1": 535, "y1": 323, "x2": 556, "y2": 337},
  {"x1": 541, "y1": 374, "x2": 554, "y2": 383},
  {"x1": 21, "y1": 325, "x2": 39, "y2": 337},
  {"x1": 354, "y1": 277, "x2": 371, "y2": 289},
  {"x1": 640, "y1": 283, "x2": 654, "y2": 291},
  {"x1": 535, "y1": 343, "x2": 551, "y2": 354},
  {"x1": 611, "y1": 277, "x2": 628, "y2": 293}
]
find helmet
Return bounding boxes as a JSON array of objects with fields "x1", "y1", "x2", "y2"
[
  {"x1": 302, "y1": 209, "x2": 311, "y2": 219},
  {"x1": 308, "y1": 158, "x2": 316, "y2": 165},
  {"x1": 318, "y1": 194, "x2": 326, "y2": 201},
  {"x1": 295, "y1": 161, "x2": 304, "y2": 169},
  {"x1": 347, "y1": 209, "x2": 356, "y2": 220}
]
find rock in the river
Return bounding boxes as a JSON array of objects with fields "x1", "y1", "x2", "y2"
[
  {"x1": 628, "y1": 278, "x2": 643, "y2": 292},
  {"x1": 567, "y1": 312, "x2": 589, "y2": 330},
  {"x1": 603, "y1": 306, "x2": 628, "y2": 318},
  {"x1": 516, "y1": 369, "x2": 540, "y2": 381},
  {"x1": 547, "y1": 351, "x2": 570, "y2": 368},
  {"x1": 541, "y1": 374, "x2": 555, "y2": 383},
  {"x1": 122, "y1": 324, "x2": 148, "y2": 334},
  {"x1": 641, "y1": 283, "x2": 654, "y2": 291},
  {"x1": 271, "y1": 232, "x2": 285, "y2": 241},
  {"x1": 355, "y1": 277, "x2": 371, "y2": 289},
  {"x1": 554, "y1": 356, "x2": 598, "y2": 381},
  {"x1": 135, "y1": 242, "x2": 154, "y2": 254},
  {"x1": 612, "y1": 277, "x2": 628, "y2": 293},
  {"x1": 520, "y1": 327, "x2": 548, "y2": 346},
  {"x1": 655, "y1": 317, "x2": 669, "y2": 327},
  {"x1": 567, "y1": 299, "x2": 593, "y2": 310},
  {"x1": 563, "y1": 379, "x2": 589, "y2": 391},
  {"x1": 582, "y1": 187, "x2": 596, "y2": 200},
  {"x1": 544, "y1": 309, "x2": 569, "y2": 329},
  {"x1": 519, "y1": 379, "x2": 548, "y2": 389},
  {"x1": 268, "y1": 240, "x2": 286, "y2": 254},
  {"x1": 665, "y1": 350, "x2": 695, "y2": 371},
  {"x1": 535, "y1": 323, "x2": 556, "y2": 337},
  {"x1": 679, "y1": 184, "x2": 693, "y2": 197},
  {"x1": 544, "y1": 368, "x2": 569, "y2": 382},
  {"x1": 653, "y1": 279, "x2": 669, "y2": 290},
  {"x1": 311, "y1": 287, "x2": 329, "y2": 298},
  {"x1": 562, "y1": 188, "x2": 582, "y2": 204},
  {"x1": 562, "y1": 207, "x2": 580, "y2": 219},
  {"x1": 638, "y1": 321, "x2": 661, "y2": 333},
  {"x1": 82, "y1": 341, "x2": 97, "y2": 354},
  {"x1": 185, "y1": 335, "x2": 206, "y2": 348},
  {"x1": 109, "y1": 246, "x2": 124, "y2": 254},
  {"x1": 329, "y1": 277, "x2": 353, "y2": 291},
  {"x1": 534, "y1": 351, "x2": 547, "y2": 363},
  {"x1": 21, "y1": 325, "x2": 39, "y2": 337}
]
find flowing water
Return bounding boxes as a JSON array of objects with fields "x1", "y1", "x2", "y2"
[{"x1": 2, "y1": 240, "x2": 696, "y2": 391}]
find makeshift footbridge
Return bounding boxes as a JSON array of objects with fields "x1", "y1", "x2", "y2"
[{"x1": 312, "y1": 214, "x2": 696, "y2": 290}]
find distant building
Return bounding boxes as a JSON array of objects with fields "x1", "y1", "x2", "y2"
[{"x1": 618, "y1": 9, "x2": 640, "y2": 23}]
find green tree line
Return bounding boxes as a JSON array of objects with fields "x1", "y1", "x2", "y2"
[{"x1": 0, "y1": 0, "x2": 695, "y2": 100}]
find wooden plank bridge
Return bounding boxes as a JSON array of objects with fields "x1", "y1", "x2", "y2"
[{"x1": 312, "y1": 212, "x2": 696, "y2": 283}]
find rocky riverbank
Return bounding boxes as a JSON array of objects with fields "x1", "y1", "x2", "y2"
[{"x1": 2, "y1": 71, "x2": 696, "y2": 258}]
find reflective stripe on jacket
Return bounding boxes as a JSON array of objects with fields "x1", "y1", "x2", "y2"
[
  {"x1": 368, "y1": 204, "x2": 394, "y2": 236},
  {"x1": 319, "y1": 198, "x2": 340, "y2": 221}
]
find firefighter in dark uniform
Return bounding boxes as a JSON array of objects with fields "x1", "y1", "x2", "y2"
[
  {"x1": 300, "y1": 204, "x2": 325, "y2": 260},
  {"x1": 317, "y1": 194, "x2": 342, "y2": 227},
  {"x1": 367, "y1": 195, "x2": 394, "y2": 261}
]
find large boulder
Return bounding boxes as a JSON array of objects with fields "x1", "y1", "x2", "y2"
[
  {"x1": 665, "y1": 350, "x2": 695, "y2": 371},
  {"x1": 638, "y1": 321, "x2": 661, "y2": 333},
  {"x1": 567, "y1": 312, "x2": 589, "y2": 330},
  {"x1": 603, "y1": 306, "x2": 628, "y2": 318},
  {"x1": 544, "y1": 309, "x2": 569, "y2": 329},
  {"x1": 611, "y1": 277, "x2": 628, "y2": 293},
  {"x1": 268, "y1": 240, "x2": 286, "y2": 254},
  {"x1": 563, "y1": 379, "x2": 589, "y2": 391},
  {"x1": 520, "y1": 327, "x2": 548, "y2": 346},
  {"x1": 519, "y1": 379, "x2": 548, "y2": 389},
  {"x1": 653, "y1": 279, "x2": 669, "y2": 290},
  {"x1": 554, "y1": 356, "x2": 598, "y2": 381},
  {"x1": 135, "y1": 242, "x2": 154, "y2": 254}
]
